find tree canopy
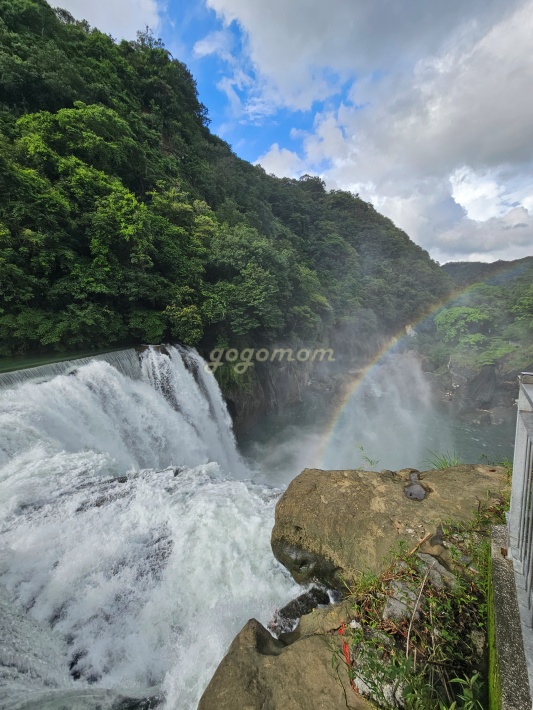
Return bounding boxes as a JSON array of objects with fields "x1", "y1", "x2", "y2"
[
  {"x1": 0, "y1": 0, "x2": 451, "y2": 358},
  {"x1": 418, "y1": 258, "x2": 533, "y2": 371}
]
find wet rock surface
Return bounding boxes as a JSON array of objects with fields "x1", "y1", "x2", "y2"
[
  {"x1": 427, "y1": 361, "x2": 521, "y2": 425},
  {"x1": 268, "y1": 586, "x2": 331, "y2": 636}
]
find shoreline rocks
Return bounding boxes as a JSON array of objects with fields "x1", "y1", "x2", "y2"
[
  {"x1": 425, "y1": 362, "x2": 519, "y2": 427},
  {"x1": 200, "y1": 464, "x2": 506, "y2": 708}
]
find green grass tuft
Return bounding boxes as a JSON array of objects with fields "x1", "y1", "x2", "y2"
[{"x1": 423, "y1": 449, "x2": 461, "y2": 470}]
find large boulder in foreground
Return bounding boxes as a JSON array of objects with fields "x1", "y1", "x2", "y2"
[
  {"x1": 198, "y1": 618, "x2": 371, "y2": 710},
  {"x1": 271, "y1": 465, "x2": 506, "y2": 586}
]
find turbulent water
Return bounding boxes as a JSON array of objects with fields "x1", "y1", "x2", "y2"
[{"x1": 0, "y1": 347, "x2": 299, "y2": 710}]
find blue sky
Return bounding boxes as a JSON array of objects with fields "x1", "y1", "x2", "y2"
[
  {"x1": 59, "y1": 0, "x2": 533, "y2": 264},
  {"x1": 159, "y1": 0, "x2": 345, "y2": 168}
]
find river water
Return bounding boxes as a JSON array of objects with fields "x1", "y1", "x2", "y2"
[{"x1": 0, "y1": 348, "x2": 514, "y2": 709}]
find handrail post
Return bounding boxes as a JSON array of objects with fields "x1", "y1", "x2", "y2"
[
  {"x1": 508, "y1": 373, "x2": 533, "y2": 701},
  {"x1": 509, "y1": 374, "x2": 533, "y2": 577}
]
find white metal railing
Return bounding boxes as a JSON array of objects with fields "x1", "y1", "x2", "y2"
[{"x1": 509, "y1": 372, "x2": 533, "y2": 689}]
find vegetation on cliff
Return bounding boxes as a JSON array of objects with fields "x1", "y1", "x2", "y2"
[
  {"x1": 416, "y1": 257, "x2": 533, "y2": 373},
  {"x1": 315, "y1": 468, "x2": 509, "y2": 709},
  {"x1": 0, "y1": 0, "x2": 451, "y2": 358}
]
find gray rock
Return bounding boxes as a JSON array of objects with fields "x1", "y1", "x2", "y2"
[
  {"x1": 417, "y1": 553, "x2": 457, "y2": 589},
  {"x1": 404, "y1": 482, "x2": 427, "y2": 501},
  {"x1": 268, "y1": 586, "x2": 330, "y2": 636},
  {"x1": 383, "y1": 581, "x2": 420, "y2": 621}
]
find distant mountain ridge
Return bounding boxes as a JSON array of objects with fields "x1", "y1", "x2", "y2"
[{"x1": 442, "y1": 256, "x2": 533, "y2": 288}]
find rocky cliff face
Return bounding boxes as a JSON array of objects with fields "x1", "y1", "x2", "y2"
[
  {"x1": 220, "y1": 354, "x2": 349, "y2": 436},
  {"x1": 424, "y1": 361, "x2": 520, "y2": 426},
  {"x1": 222, "y1": 358, "x2": 316, "y2": 435}
]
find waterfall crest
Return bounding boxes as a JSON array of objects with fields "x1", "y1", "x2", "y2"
[{"x1": 0, "y1": 350, "x2": 143, "y2": 391}]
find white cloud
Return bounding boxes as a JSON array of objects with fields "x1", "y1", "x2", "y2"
[
  {"x1": 215, "y1": 69, "x2": 255, "y2": 117},
  {"x1": 204, "y1": 0, "x2": 520, "y2": 112},
  {"x1": 450, "y1": 168, "x2": 507, "y2": 222},
  {"x1": 193, "y1": 30, "x2": 232, "y2": 59},
  {"x1": 210, "y1": 0, "x2": 533, "y2": 262},
  {"x1": 433, "y1": 207, "x2": 533, "y2": 263},
  {"x1": 256, "y1": 144, "x2": 304, "y2": 178},
  {"x1": 57, "y1": 0, "x2": 163, "y2": 39}
]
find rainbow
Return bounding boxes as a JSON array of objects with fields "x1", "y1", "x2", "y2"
[{"x1": 316, "y1": 258, "x2": 531, "y2": 467}]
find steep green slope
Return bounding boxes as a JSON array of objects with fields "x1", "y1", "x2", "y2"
[
  {"x1": 0, "y1": 0, "x2": 451, "y2": 358},
  {"x1": 418, "y1": 258, "x2": 533, "y2": 372}
]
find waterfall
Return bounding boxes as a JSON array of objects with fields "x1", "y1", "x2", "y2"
[
  {"x1": 0, "y1": 350, "x2": 143, "y2": 391},
  {"x1": 139, "y1": 346, "x2": 244, "y2": 476},
  {"x1": 0, "y1": 346, "x2": 298, "y2": 709}
]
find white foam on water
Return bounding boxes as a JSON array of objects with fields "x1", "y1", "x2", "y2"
[{"x1": 0, "y1": 347, "x2": 299, "y2": 709}]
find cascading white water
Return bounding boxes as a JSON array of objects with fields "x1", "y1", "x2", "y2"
[
  {"x1": 139, "y1": 346, "x2": 245, "y2": 476},
  {"x1": 0, "y1": 347, "x2": 299, "y2": 710}
]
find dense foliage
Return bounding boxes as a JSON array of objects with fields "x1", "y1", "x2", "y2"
[
  {"x1": 417, "y1": 257, "x2": 533, "y2": 371},
  {"x1": 0, "y1": 0, "x2": 451, "y2": 358}
]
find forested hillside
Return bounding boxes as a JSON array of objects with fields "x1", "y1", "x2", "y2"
[
  {"x1": 443, "y1": 257, "x2": 533, "y2": 288},
  {"x1": 0, "y1": 0, "x2": 451, "y2": 358},
  {"x1": 418, "y1": 257, "x2": 533, "y2": 372}
]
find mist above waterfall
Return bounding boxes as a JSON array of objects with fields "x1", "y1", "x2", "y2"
[
  {"x1": 323, "y1": 352, "x2": 440, "y2": 471},
  {"x1": 242, "y1": 351, "x2": 513, "y2": 483}
]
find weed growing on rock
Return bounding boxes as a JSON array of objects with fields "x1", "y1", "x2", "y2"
[
  {"x1": 355, "y1": 443, "x2": 380, "y2": 470},
  {"x1": 423, "y1": 449, "x2": 461, "y2": 469},
  {"x1": 330, "y1": 485, "x2": 509, "y2": 709}
]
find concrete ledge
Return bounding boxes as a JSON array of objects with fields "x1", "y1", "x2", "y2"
[{"x1": 490, "y1": 525, "x2": 532, "y2": 710}]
